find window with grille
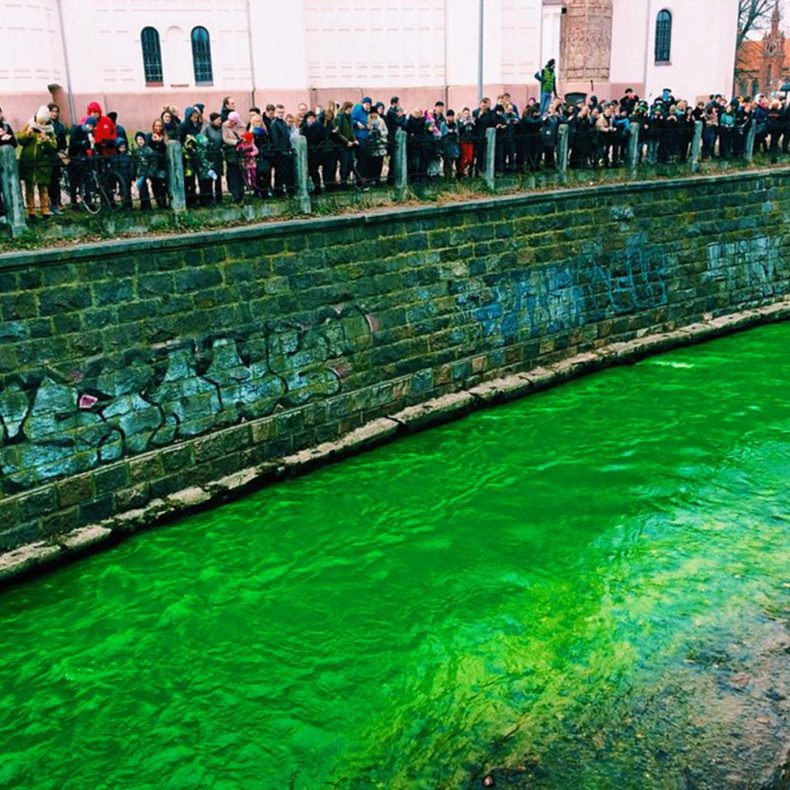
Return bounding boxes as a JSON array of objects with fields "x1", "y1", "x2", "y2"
[
  {"x1": 141, "y1": 27, "x2": 163, "y2": 84},
  {"x1": 654, "y1": 10, "x2": 672, "y2": 63},
  {"x1": 191, "y1": 26, "x2": 213, "y2": 84}
]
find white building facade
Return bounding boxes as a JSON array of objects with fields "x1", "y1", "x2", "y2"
[{"x1": 1, "y1": 0, "x2": 737, "y2": 130}]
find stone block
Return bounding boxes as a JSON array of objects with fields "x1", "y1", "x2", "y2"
[
  {"x1": 19, "y1": 488, "x2": 58, "y2": 521},
  {"x1": 251, "y1": 419, "x2": 278, "y2": 444},
  {"x1": 0, "y1": 541, "x2": 62, "y2": 581},
  {"x1": 57, "y1": 524, "x2": 113, "y2": 551},
  {"x1": 93, "y1": 463, "x2": 130, "y2": 495},
  {"x1": 115, "y1": 483, "x2": 151, "y2": 512},
  {"x1": 390, "y1": 391, "x2": 475, "y2": 432},
  {"x1": 167, "y1": 486, "x2": 211, "y2": 509},
  {"x1": 57, "y1": 474, "x2": 96, "y2": 508},
  {"x1": 79, "y1": 495, "x2": 115, "y2": 524},
  {"x1": 129, "y1": 454, "x2": 164, "y2": 484},
  {"x1": 161, "y1": 445, "x2": 195, "y2": 473},
  {"x1": 40, "y1": 507, "x2": 80, "y2": 538},
  {"x1": 38, "y1": 286, "x2": 91, "y2": 315}
]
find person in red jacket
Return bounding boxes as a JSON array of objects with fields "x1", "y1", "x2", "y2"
[{"x1": 85, "y1": 101, "x2": 117, "y2": 157}]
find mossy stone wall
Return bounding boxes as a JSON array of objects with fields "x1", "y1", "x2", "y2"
[{"x1": 0, "y1": 171, "x2": 789, "y2": 551}]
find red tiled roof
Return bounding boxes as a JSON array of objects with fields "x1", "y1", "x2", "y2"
[{"x1": 736, "y1": 37, "x2": 790, "y2": 73}]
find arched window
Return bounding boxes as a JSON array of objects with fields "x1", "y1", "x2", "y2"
[
  {"x1": 191, "y1": 26, "x2": 213, "y2": 84},
  {"x1": 752, "y1": 79, "x2": 760, "y2": 97},
  {"x1": 654, "y1": 10, "x2": 672, "y2": 63},
  {"x1": 141, "y1": 27, "x2": 163, "y2": 84}
]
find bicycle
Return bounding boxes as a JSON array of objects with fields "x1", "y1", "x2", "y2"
[{"x1": 69, "y1": 155, "x2": 128, "y2": 215}]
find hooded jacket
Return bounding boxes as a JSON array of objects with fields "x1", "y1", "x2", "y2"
[{"x1": 179, "y1": 107, "x2": 203, "y2": 142}]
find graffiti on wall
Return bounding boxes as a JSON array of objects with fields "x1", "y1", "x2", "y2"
[
  {"x1": 456, "y1": 234, "x2": 670, "y2": 343},
  {"x1": 0, "y1": 305, "x2": 376, "y2": 490},
  {"x1": 706, "y1": 236, "x2": 787, "y2": 302}
]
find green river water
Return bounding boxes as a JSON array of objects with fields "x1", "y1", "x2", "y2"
[{"x1": 1, "y1": 324, "x2": 789, "y2": 790}]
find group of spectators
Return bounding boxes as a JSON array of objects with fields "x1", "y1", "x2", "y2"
[{"x1": 1, "y1": 77, "x2": 789, "y2": 219}]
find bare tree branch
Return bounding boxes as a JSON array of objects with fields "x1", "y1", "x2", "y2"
[{"x1": 737, "y1": 0, "x2": 778, "y2": 50}]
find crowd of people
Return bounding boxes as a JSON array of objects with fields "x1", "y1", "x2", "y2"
[{"x1": 1, "y1": 69, "x2": 789, "y2": 220}]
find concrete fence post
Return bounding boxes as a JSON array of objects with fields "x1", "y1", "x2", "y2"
[
  {"x1": 293, "y1": 136, "x2": 312, "y2": 214},
  {"x1": 557, "y1": 123, "x2": 569, "y2": 185},
  {"x1": 394, "y1": 129, "x2": 408, "y2": 199},
  {"x1": 627, "y1": 121, "x2": 641, "y2": 179},
  {"x1": 690, "y1": 120, "x2": 703, "y2": 174},
  {"x1": 0, "y1": 145, "x2": 28, "y2": 238},
  {"x1": 744, "y1": 120, "x2": 756, "y2": 163},
  {"x1": 484, "y1": 127, "x2": 496, "y2": 191},
  {"x1": 166, "y1": 140, "x2": 187, "y2": 213}
]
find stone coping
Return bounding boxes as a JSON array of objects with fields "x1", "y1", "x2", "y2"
[
  {"x1": 1, "y1": 297, "x2": 787, "y2": 587},
  {"x1": 1, "y1": 165, "x2": 788, "y2": 270}
]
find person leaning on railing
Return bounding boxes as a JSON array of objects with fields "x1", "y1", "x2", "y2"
[
  {"x1": 66, "y1": 115, "x2": 96, "y2": 206},
  {"x1": 16, "y1": 104, "x2": 58, "y2": 219},
  {"x1": 221, "y1": 111, "x2": 244, "y2": 205},
  {"x1": 203, "y1": 112, "x2": 224, "y2": 205},
  {"x1": 146, "y1": 117, "x2": 169, "y2": 209},
  {"x1": 302, "y1": 110, "x2": 325, "y2": 194},
  {"x1": 47, "y1": 103, "x2": 67, "y2": 215},
  {"x1": 131, "y1": 131, "x2": 156, "y2": 210},
  {"x1": 0, "y1": 106, "x2": 18, "y2": 221},
  {"x1": 334, "y1": 101, "x2": 357, "y2": 190},
  {"x1": 320, "y1": 101, "x2": 341, "y2": 192}
]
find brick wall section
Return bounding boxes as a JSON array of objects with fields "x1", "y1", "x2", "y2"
[{"x1": 1, "y1": 170, "x2": 789, "y2": 551}]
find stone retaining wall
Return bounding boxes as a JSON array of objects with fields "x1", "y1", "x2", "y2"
[{"x1": 1, "y1": 169, "x2": 789, "y2": 571}]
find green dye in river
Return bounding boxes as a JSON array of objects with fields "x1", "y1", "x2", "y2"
[{"x1": 1, "y1": 324, "x2": 789, "y2": 790}]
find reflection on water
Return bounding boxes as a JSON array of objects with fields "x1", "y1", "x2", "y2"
[{"x1": 0, "y1": 324, "x2": 788, "y2": 789}]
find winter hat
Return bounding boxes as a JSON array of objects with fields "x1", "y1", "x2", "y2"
[
  {"x1": 194, "y1": 103, "x2": 205, "y2": 113},
  {"x1": 35, "y1": 105, "x2": 50, "y2": 126},
  {"x1": 83, "y1": 117, "x2": 97, "y2": 128},
  {"x1": 87, "y1": 101, "x2": 102, "y2": 115},
  {"x1": 134, "y1": 131, "x2": 146, "y2": 143},
  {"x1": 362, "y1": 97, "x2": 372, "y2": 105},
  {"x1": 115, "y1": 137, "x2": 127, "y2": 148},
  {"x1": 227, "y1": 111, "x2": 242, "y2": 125},
  {"x1": 241, "y1": 131, "x2": 253, "y2": 143},
  {"x1": 30, "y1": 104, "x2": 54, "y2": 134}
]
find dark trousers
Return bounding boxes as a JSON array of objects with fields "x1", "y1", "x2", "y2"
[
  {"x1": 138, "y1": 178, "x2": 152, "y2": 209},
  {"x1": 227, "y1": 163, "x2": 244, "y2": 202},
  {"x1": 210, "y1": 159, "x2": 224, "y2": 203},
  {"x1": 184, "y1": 172, "x2": 197, "y2": 208},
  {"x1": 308, "y1": 151, "x2": 322, "y2": 192},
  {"x1": 369, "y1": 156, "x2": 384, "y2": 183},
  {"x1": 273, "y1": 154, "x2": 294, "y2": 194},
  {"x1": 151, "y1": 177, "x2": 167, "y2": 208},
  {"x1": 339, "y1": 147, "x2": 355, "y2": 185},
  {"x1": 49, "y1": 165, "x2": 62, "y2": 208}
]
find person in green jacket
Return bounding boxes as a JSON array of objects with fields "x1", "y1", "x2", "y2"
[
  {"x1": 16, "y1": 104, "x2": 58, "y2": 219},
  {"x1": 536, "y1": 59, "x2": 558, "y2": 117}
]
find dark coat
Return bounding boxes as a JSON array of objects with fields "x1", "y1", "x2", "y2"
[
  {"x1": 269, "y1": 118, "x2": 291, "y2": 152},
  {"x1": 68, "y1": 124, "x2": 94, "y2": 158}
]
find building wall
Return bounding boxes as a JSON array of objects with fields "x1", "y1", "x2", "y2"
[
  {"x1": 1, "y1": 172, "x2": 789, "y2": 555},
  {"x1": 0, "y1": 0, "x2": 737, "y2": 131},
  {"x1": 610, "y1": 0, "x2": 739, "y2": 101}
]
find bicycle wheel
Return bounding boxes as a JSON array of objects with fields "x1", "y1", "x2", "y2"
[
  {"x1": 102, "y1": 170, "x2": 128, "y2": 210},
  {"x1": 79, "y1": 170, "x2": 102, "y2": 215}
]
